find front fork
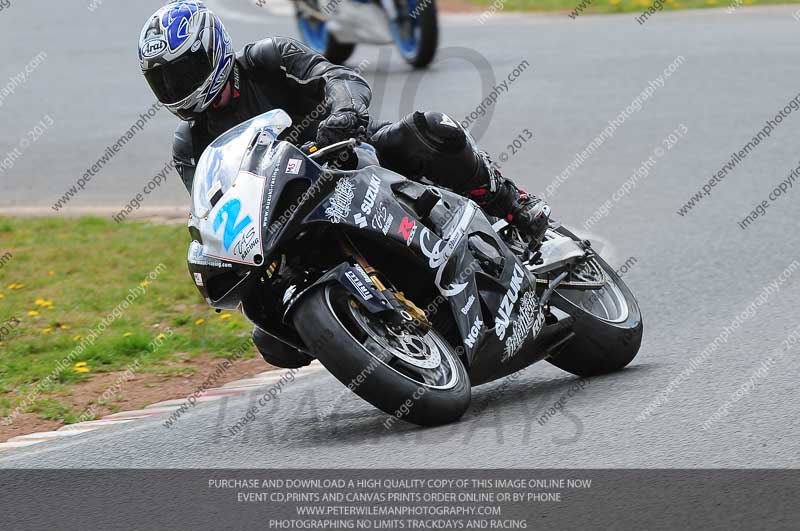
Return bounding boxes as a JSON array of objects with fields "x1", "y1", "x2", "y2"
[{"x1": 338, "y1": 234, "x2": 430, "y2": 330}]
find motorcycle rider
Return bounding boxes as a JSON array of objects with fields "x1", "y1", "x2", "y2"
[{"x1": 139, "y1": 1, "x2": 550, "y2": 367}]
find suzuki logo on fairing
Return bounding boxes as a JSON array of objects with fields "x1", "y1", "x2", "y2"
[
  {"x1": 354, "y1": 213, "x2": 367, "y2": 228},
  {"x1": 213, "y1": 199, "x2": 252, "y2": 251},
  {"x1": 495, "y1": 264, "x2": 525, "y2": 340},
  {"x1": 464, "y1": 317, "x2": 483, "y2": 348},
  {"x1": 360, "y1": 174, "x2": 381, "y2": 216}
]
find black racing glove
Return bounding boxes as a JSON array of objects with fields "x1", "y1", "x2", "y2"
[{"x1": 316, "y1": 109, "x2": 366, "y2": 147}]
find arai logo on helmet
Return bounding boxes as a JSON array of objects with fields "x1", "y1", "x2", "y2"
[{"x1": 142, "y1": 38, "x2": 168, "y2": 58}]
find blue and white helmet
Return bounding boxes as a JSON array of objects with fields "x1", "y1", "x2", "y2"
[{"x1": 139, "y1": 1, "x2": 234, "y2": 120}]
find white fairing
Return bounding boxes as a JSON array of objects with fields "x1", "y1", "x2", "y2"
[
  {"x1": 190, "y1": 110, "x2": 292, "y2": 266},
  {"x1": 327, "y1": 2, "x2": 393, "y2": 45}
]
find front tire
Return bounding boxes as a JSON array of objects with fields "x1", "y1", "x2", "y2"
[
  {"x1": 293, "y1": 284, "x2": 471, "y2": 426},
  {"x1": 545, "y1": 230, "x2": 643, "y2": 377}
]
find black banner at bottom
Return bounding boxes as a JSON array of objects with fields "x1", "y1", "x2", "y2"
[{"x1": 1, "y1": 469, "x2": 796, "y2": 530}]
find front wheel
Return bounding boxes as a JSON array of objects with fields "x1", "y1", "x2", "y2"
[
  {"x1": 545, "y1": 229, "x2": 643, "y2": 377},
  {"x1": 391, "y1": 0, "x2": 438, "y2": 68},
  {"x1": 293, "y1": 284, "x2": 471, "y2": 426}
]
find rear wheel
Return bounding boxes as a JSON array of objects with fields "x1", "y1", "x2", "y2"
[
  {"x1": 545, "y1": 235, "x2": 643, "y2": 376},
  {"x1": 293, "y1": 284, "x2": 470, "y2": 426}
]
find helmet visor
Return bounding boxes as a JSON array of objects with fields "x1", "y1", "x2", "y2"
[{"x1": 144, "y1": 47, "x2": 213, "y2": 105}]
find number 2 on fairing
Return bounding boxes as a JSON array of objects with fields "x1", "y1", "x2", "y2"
[{"x1": 213, "y1": 199, "x2": 252, "y2": 250}]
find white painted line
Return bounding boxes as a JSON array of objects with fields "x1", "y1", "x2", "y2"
[
  {"x1": 102, "y1": 406, "x2": 181, "y2": 420},
  {"x1": 8, "y1": 429, "x2": 96, "y2": 442},
  {"x1": 56, "y1": 419, "x2": 136, "y2": 431},
  {"x1": 0, "y1": 440, "x2": 42, "y2": 451}
]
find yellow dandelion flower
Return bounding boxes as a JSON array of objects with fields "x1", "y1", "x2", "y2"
[
  {"x1": 48, "y1": 271, "x2": 55, "y2": 276},
  {"x1": 42, "y1": 327, "x2": 53, "y2": 334},
  {"x1": 27, "y1": 310, "x2": 40, "y2": 317},
  {"x1": 156, "y1": 333, "x2": 166, "y2": 340},
  {"x1": 195, "y1": 318, "x2": 205, "y2": 325},
  {"x1": 8, "y1": 283, "x2": 24, "y2": 290},
  {"x1": 74, "y1": 367, "x2": 90, "y2": 374},
  {"x1": 140, "y1": 280, "x2": 150, "y2": 288},
  {"x1": 219, "y1": 313, "x2": 232, "y2": 320},
  {"x1": 75, "y1": 361, "x2": 87, "y2": 367},
  {"x1": 610, "y1": 0, "x2": 620, "y2": 4},
  {"x1": 73, "y1": 335, "x2": 83, "y2": 342},
  {"x1": 123, "y1": 332, "x2": 133, "y2": 337},
  {"x1": 0, "y1": 293, "x2": 4, "y2": 299},
  {"x1": 35, "y1": 298, "x2": 46, "y2": 306},
  {"x1": 56, "y1": 323, "x2": 69, "y2": 330}
]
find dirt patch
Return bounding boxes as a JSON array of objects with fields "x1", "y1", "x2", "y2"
[{"x1": 0, "y1": 354, "x2": 277, "y2": 443}]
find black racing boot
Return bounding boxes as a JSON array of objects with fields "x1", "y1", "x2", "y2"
[{"x1": 469, "y1": 156, "x2": 550, "y2": 247}]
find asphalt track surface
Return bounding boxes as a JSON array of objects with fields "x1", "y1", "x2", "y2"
[{"x1": 1, "y1": 2, "x2": 799, "y2": 468}]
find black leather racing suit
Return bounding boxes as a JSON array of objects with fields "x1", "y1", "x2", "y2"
[
  {"x1": 172, "y1": 37, "x2": 494, "y2": 196},
  {"x1": 174, "y1": 37, "x2": 370, "y2": 190}
]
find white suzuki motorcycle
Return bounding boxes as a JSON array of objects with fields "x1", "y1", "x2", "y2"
[{"x1": 293, "y1": 0, "x2": 438, "y2": 68}]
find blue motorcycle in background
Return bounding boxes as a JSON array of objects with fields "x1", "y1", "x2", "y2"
[{"x1": 293, "y1": 0, "x2": 439, "y2": 68}]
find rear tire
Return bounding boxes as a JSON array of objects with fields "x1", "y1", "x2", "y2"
[
  {"x1": 293, "y1": 284, "x2": 471, "y2": 426},
  {"x1": 545, "y1": 229, "x2": 643, "y2": 377}
]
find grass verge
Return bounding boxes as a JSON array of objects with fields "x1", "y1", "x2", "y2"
[{"x1": 0, "y1": 216, "x2": 258, "y2": 428}]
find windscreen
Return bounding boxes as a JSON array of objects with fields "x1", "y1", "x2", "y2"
[{"x1": 191, "y1": 109, "x2": 292, "y2": 218}]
